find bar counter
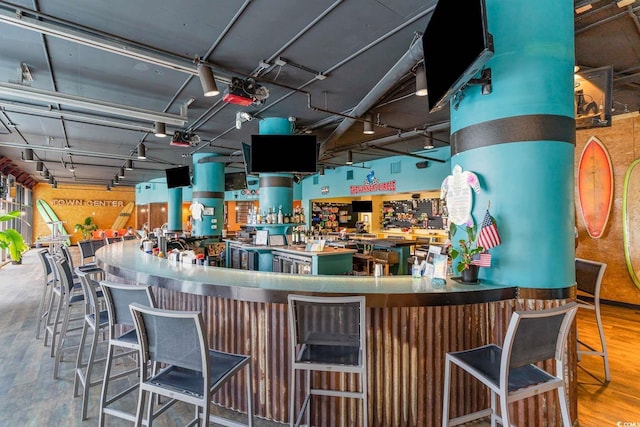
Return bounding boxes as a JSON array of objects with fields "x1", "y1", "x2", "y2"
[{"x1": 96, "y1": 241, "x2": 575, "y2": 426}]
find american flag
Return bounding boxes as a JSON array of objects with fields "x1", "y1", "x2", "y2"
[
  {"x1": 476, "y1": 209, "x2": 501, "y2": 250},
  {"x1": 471, "y1": 252, "x2": 492, "y2": 267}
]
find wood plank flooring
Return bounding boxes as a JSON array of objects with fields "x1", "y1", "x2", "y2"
[{"x1": 1, "y1": 248, "x2": 639, "y2": 426}]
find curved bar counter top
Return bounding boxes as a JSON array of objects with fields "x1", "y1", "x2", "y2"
[{"x1": 96, "y1": 241, "x2": 575, "y2": 426}]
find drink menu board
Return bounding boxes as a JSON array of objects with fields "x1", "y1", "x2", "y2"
[{"x1": 382, "y1": 198, "x2": 447, "y2": 230}]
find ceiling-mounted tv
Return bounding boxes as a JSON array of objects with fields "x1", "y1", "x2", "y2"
[
  {"x1": 165, "y1": 166, "x2": 191, "y2": 189},
  {"x1": 574, "y1": 65, "x2": 613, "y2": 129},
  {"x1": 249, "y1": 134, "x2": 317, "y2": 174},
  {"x1": 352, "y1": 200, "x2": 373, "y2": 213},
  {"x1": 423, "y1": 0, "x2": 494, "y2": 113}
]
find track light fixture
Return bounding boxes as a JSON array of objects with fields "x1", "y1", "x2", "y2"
[
  {"x1": 48, "y1": 175, "x2": 54, "y2": 184},
  {"x1": 137, "y1": 143, "x2": 146, "y2": 160},
  {"x1": 51, "y1": 180, "x2": 57, "y2": 189},
  {"x1": 424, "y1": 132, "x2": 434, "y2": 149},
  {"x1": 125, "y1": 159, "x2": 133, "y2": 170},
  {"x1": 68, "y1": 163, "x2": 75, "y2": 172},
  {"x1": 197, "y1": 64, "x2": 220, "y2": 97},
  {"x1": 42, "y1": 168, "x2": 49, "y2": 179},
  {"x1": 363, "y1": 114, "x2": 375, "y2": 135},
  {"x1": 114, "y1": 175, "x2": 120, "y2": 184},
  {"x1": 106, "y1": 184, "x2": 111, "y2": 191},
  {"x1": 22, "y1": 148, "x2": 34, "y2": 162},
  {"x1": 415, "y1": 61, "x2": 428, "y2": 96},
  {"x1": 154, "y1": 121, "x2": 167, "y2": 137},
  {"x1": 35, "y1": 160, "x2": 44, "y2": 172},
  {"x1": 346, "y1": 150, "x2": 353, "y2": 165},
  {"x1": 118, "y1": 167, "x2": 125, "y2": 178}
]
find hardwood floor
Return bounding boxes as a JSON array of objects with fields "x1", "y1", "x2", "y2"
[
  {"x1": 576, "y1": 302, "x2": 640, "y2": 426},
  {"x1": 1, "y1": 247, "x2": 639, "y2": 426}
]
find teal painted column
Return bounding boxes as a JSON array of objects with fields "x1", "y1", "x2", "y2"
[
  {"x1": 258, "y1": 118, "x2": 294, "y2": 224},
  {"x1": 167, "y1": 187, "x2": 182, "y2": 232},
  {"x1": 191, "y1": 153, "x2": 225, "y2": 238},
  {"x1": 449, "y1": 1, "x2": 575, "y2": 288}
]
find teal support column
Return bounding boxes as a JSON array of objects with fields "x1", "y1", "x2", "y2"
[
  {"x1": 258, "y1": 118, "x2": 294, "y2": 226},
  {"x1": 191, "y1": 153, "x2": 225, "y2": 238},
  {"x1": 449, "y1": 1, "x2": 575, "y2": 288},
  {"x1": 167, "y1": 188, "x2": 182, "y2": 232}
]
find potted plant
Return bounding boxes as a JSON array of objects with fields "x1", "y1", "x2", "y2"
[
  {"x1": 448, "y1": 222, "x2": 484, "y2": 282},
  {"x1": 74, "y1": 216, "x2": 98, "y2": 241},
  {"x1": 0, "y1": 210, "x2": 29, "y2": 264}
]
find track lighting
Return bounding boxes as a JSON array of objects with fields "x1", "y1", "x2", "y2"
[
  {"x1": 197, "y1": 64, "x2": 220, "y2": 97},
  {"x1": 114, "y1": 175, "x2": 120, "y2": 184},
  {"x1": 346, "y1": 150, "x2": 353, "y2": 165},
  {"x1": 415, "y1": 61, "x2": 428, "y2": 96},
  {"x1": 22, "y1": 148, "x2": 34, "y2": 162},
  {"x1": 154, "y1": 121, "x2": 167, "y2": 137},
  {"x1": 35, "y1": 160, "x2": 44, "y2": 172},
  {"x1": 118, "y1": 167, "x2": 125, "y2": 178},
  {"x1": 424, "y1": 132, "x2": 434, "y2": 149},
  {"x1": 125, "y1": 159, "x2": 133, "y2": 170},
  {"x1": 137, "y1": 143, "x2": 146, "y2": 160},
  {"x1": 51, "y1": 180, "x2": 57, "y2": 189},
  {"x1": 42, "y1": 169, "x2": 49, "y2": 179},
  {"x1": 48, "y1": 175, "x2": 54, "y2": 184},
  {"x1": 106, "y1": 184, "x2": 111, "y2": 191},
  {"x1": 68, "y1": 163, "x2": 75, "y2": 172},
  {"x1": 363, "y1": 114, "x2": 375, "y2": 135}
]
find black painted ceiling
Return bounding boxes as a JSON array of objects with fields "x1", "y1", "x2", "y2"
[{"x1": 0, "y1": 0, "x2": 638, "y2": 188}]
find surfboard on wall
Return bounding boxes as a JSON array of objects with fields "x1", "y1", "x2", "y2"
[
  {"x1": 623, "y1": 159, "x2": 640, "y2": 289},
  {"x1": 578, "y1": 136, "x2": 613, "y2": 239},
  {"x1": 35, "y1": 199, "x2": 71, "y2": 246},
  {"x1": 111, "y1": 201, "x2": 134, "y2": 230}
]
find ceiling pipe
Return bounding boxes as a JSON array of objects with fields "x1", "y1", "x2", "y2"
[
  {"x1": 0, "y1": 82, "x2": 187, "y2": 126},
  {"x1": 319, "y1": 33, "x2": 427, "y2": 154},
  {"x1": 0, "y1": 140, "x2": 175, "y2": 164},
  {"x1": 0, "y1": 101, "x2": 157, "y2": 133}
]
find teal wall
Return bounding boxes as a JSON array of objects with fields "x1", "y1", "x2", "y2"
[{"x1": 136, "y1": 148, "x2": 450, "y2": 206}]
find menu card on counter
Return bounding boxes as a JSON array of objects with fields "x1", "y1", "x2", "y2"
[
  {"x1": 432, "y1": 254, "x2": 448, "y2": 280},
  {"x1": 305, "y1": 239, "x2": 326, "y2": 252}
]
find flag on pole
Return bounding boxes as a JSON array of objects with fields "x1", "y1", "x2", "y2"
[
  {"x1": 476, "y1": 209, "x2": 501, "y2": 250},
  {"x1": 471, "y1": 252, "x2": 492, "y2": 267}
]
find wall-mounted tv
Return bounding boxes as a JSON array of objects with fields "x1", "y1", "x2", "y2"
[
  {"x1": 352, "y1": 200, "x2": 373, "y2": 213},
  {"x1": 249, "y1": 134, "x2": 317, "y2": 174},
  {"x1": 575, "y1": 65, "x2": 613, "y2": 129},
  {"x1": 423, "y1": 0, "x2": 494, "y2": 113},
  {"x1": 165, "y1": 166, "x2": 191, "y2": 189}
]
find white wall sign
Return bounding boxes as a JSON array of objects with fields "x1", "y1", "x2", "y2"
[{"x1": 440, "y1": 164, "x2": 480, "y2": 226}]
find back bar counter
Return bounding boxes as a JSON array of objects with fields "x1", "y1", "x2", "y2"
[{"x1": 96, "y1": 241, "x2": 576, "y2": 426}]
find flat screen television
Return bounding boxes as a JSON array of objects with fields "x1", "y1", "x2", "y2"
[
  {"x1": 249, "y1": 134, "x2": 317, "y2": 174},
  {"x1": 574, "y1": 65, "x2": 613, "y2": 129},
  {"x1": 352, "y1": 200, "x2": 373, "y2": 213},
  {"x1": 165, "y1": 166, "x2": 191, "y2": 188},
  {"x1": 225, "y1": 171, "x2": 247, "y2": 191},
  {"x1": 423, "y1": 0, "x2": 494, "y2": 113}
]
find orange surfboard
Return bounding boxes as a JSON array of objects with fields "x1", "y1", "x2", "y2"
[{"x1": 578, "y1": 136, "x2": 613, "y2": 239}]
